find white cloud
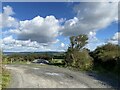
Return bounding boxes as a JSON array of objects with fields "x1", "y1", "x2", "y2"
[
  {"x1": 85, "y1": 41, "x2": 106, "y2": 51},
  {"x1": 62, "y1": 2, "x2": 118, "y2": 36},
  {"x1": 85, "y1": 31, "x2": 105, "y2": 51},
  {"x1": 2, "y1": 36, "x2": 39, "y2": 47},
  {"x1": 2, "y1": 35, "x2": 15, "y2": 44},
  {"x1": 0, "y1": 5, "x2": 18, "y2": 28},
  {"x1": 1, "y1": 6, "x2": 63, "y2": 52},
  {"x1": 2, "y1": 36, "x2": 48, "y2": 52},
  {"x1": 2, "y1": 36, "x2": 64, "y2": 52},
  {"x1": 108, "y1": 32, "x2": 120, "y2": 44},
  {"x1": 3, "y1": 5, "x2": 14, "y2": 16},
  {"x1": 61, "y1": 43, "x2": 65, "y2": 47},
  {"x1": 0, "y1": 14, "x2": 2, "y2": 29},
  {"x1": 2, "y1": 3, "x2": 118, "y2": 52},
  {"x1": 9, "y1": 15, "x2": 62, "y2": 43}
]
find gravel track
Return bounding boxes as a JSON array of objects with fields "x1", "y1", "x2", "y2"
[{"x1": 5, "y1": 64, "x2": 119, "y2": 89}]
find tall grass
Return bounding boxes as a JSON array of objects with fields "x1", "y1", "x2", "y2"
[{"x1": 2, "y1": 68, "x2": 10, "y2": 88}]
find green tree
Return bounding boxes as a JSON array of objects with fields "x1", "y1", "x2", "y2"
[
  {"x1": 69, "y1": 35, "x2": 88, "y2": 50},
  {"x1": 65, "y1": 34, "x2": 93, "y2": 70}
]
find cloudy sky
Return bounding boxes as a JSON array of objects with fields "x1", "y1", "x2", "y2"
[{"x1": 0, "y1": 2, "x2": 119, "y2": 52}]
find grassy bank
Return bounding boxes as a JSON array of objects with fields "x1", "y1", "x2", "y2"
[
  {"x1": 0, "y1": 73, "x2": 2, "y2": 89},
  {"x1": 2, "y1": 68, "x2": 10, "y2": 88},
  {"x1": 49, "y1": 59, "x2": 119, "y2": 80}
]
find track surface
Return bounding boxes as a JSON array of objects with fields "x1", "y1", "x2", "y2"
[{"x1": 5, "y1": 64, "x2": 118, "y2": 88}]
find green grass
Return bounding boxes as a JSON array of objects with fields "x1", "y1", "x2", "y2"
[
  {"x1": 2, "y1": 68, "x2": 10, "y2": 88},
  {"x1": 0, "y1": 74, "x2": 2, "y2": 89},
  {"x1": 3, "y1": 60, "x2": 28, "y2": 65},
  {"x1": 50, "y1": 59, "x2": 65, "y2": 67},
  {"x1": 51, "y1": 59, "x2": 64, "y2": 63}
]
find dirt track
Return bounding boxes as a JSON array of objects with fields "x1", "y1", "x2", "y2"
[{"x1": 5, "y1": 64, "x2": 119, "y2": 88}]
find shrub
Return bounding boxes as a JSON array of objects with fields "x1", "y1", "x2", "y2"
[
  {"x1": 65, "y1": 48, "x2": 93, "y2": 70},
  {"x1": 90, "y1": 43, "x2": 120, "y2": 72},
  {"x1": 65, "y1": 34, "x2": 93, "y2": 70},
  {"x1": 71, "y1": 50, "x2": 93, "y2": 70}
]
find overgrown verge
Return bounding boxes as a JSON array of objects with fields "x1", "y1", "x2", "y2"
[
  {"x1": 64, "y1": 34, "x2": 120, "y2": 81},
  {"x1": 90, "y1": 43, "x2": 120, "y2": 79},
  {"x1": 0, "y1": 70, "x2": 2, "y2": 89},
  {"x1": 2, "y1": 67, "x2": 10, "y2": 88}
]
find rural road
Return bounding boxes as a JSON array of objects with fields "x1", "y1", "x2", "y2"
[{"x1": 5, "y1": 64, "x2": 119, "y2": 89}]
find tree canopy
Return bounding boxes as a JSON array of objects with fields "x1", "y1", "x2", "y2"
[
  {"x1": 65, "y1": 34, "x2": 93, "y2": 70},
  {"x1": 69, "y1": 34, "x2": 88, "y2": 51}
]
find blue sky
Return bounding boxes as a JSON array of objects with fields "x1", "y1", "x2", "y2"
[
  {"x1": 1, "y1": 2, "x2": 119, "y2": 52},
  {"x1": 3, "y1": 2, "x2": 76, "y2": 20},
  {"x1": 96, "y1": 22, "x2": 118, "y2": 41}
]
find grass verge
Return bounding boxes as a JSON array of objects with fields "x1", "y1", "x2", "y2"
[{"x1": 2, "y1": 68, "x2": 10, "y2": 88}]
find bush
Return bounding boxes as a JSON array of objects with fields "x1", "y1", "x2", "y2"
[
  {"x1": 65, "y1": 34, "x2": 93, "y2": 70},
  {"x1": 90, "y1": 43, "x2": 120, "y2": 72},
  {"x1": 72, "y1": 50, "x2": 93, "y2": 70},
  {"x1": 65, "y1": 49, "x2": 93, "y2": 70}
]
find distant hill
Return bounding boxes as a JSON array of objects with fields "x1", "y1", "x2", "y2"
[{"x1": 3, "y1": 51, "x2": 65, "y2": 56}]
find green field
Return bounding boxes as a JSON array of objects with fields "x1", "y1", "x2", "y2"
[{"x1": 51, "y1": 59, "x2": 64, "y2": 63}]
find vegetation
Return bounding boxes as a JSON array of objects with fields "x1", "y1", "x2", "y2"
[
  {"x1": 90, "y1": 43, "x2": 120, "y2": 75},
  {"x1": 65, "y1": 34, "x2": 93, "y2": 70},
  {"x1": 2, "y1": 34, "x2": 120, "y2": 78},
  {"x1": 0, "y1": 69, "x2": 1, "y2": 89},
  {"x1": 49, "y1": 59, "x2": 65, "y2": 67},
  {"x1": 3, "y1": 53, "x2": 51, "y2": 63},
  {"x1": 64, "y1": 34, "x2": 120, "y2": 77},
  {"x1": 1, "y1": 68, "x2": 10, "y2": 88},
  {"x1": 3, "y1": 52, "x2": 65, "y2": 65}
]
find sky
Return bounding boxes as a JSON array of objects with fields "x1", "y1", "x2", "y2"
[{"x1": 0, "y1": 2, "x2": 119, "y2": 52}]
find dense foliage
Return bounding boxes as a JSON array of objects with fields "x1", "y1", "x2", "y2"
[
  {"x1": 3, "y1": 53, "x2": 52, "y2": 63},
  {"x1": 65, "y1": 34, "x2": 93, "y2": 70},
  {"x1": 3, "y1": 52, "x2": 65, "y2": 64},
  {"x1": 90, "y1": 43, "x2": 120, "y2": 73}
]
